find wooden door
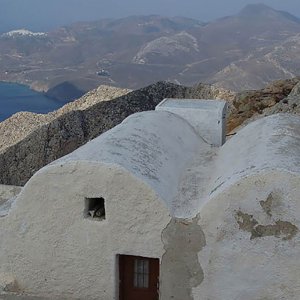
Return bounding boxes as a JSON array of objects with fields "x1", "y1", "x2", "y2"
[{"x1": 119, "y1": 255, "x2": 159, "y2": 300}]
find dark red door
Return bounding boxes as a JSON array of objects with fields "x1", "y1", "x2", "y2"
[{"x1": 119, "y1": 255, "x2": 159, "y2": 300}]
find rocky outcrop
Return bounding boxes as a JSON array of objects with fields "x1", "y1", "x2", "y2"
[
  {"x1": 55, "y1": 85, "x2": 132, "y2": 113},
  {"x1": 227, "y1": 78, "x2": 300, "y2": 132},
  {"x1": 231, "y1": 79, "x2": 300, "y2": 130},
  {"x1": 262, "y1": 81, "x2": 300, "y2": 115},
  {"x1": 185, "y1": 82, "x2": 236, "y2": 101}
]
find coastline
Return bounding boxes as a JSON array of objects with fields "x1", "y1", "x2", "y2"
[
  {"x1": 0, "y1": 79, "x2": 85, "y2": 102},
  {"x1": 0, "y1": 79, "x2": 49, "y2": 94},
  {"x1": 0, "y1": 81, "x2": 71, "y2": 122}
]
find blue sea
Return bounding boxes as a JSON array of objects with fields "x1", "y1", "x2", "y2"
[{"x1": 0, "y1": 82, "x2": 68, "y2": 122}]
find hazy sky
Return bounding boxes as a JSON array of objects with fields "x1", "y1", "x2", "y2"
[{"x1": 1, "y1": 0, "x2": 300, "y2": 31}]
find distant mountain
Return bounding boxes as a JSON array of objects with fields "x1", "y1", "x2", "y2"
[
  {"x1": 239, "y1": 4, "x2": 300, "y2": 23},
  {"x1": 209, "y1": 4, "x2": 300, "y2": 90},
  {"x1": 0, "y1": 5, "x2": 300, "y2": 95}
]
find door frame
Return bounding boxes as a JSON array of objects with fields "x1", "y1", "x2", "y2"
[{"x1": 118, "y1": 254, "x2": 160, "y2": 300}]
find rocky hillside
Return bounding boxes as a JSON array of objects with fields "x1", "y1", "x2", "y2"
[
  {"x1": 1, "y1": 4, "x2": 300, "y2": 97},
  {"x1": 0, "y1": 85, "x2": 131, "y2": 154},
  {"x1": 227, "y1": 77, "x2": 300, "y2": 131},
  {"x1": 233, "y1": 78, "x2": 300, "y2": 129}
]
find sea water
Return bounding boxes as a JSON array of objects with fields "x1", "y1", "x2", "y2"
[{"x1": 0, "y1": 82, "x2": 68, "y2": 122}]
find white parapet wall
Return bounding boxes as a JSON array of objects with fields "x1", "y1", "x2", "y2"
[{"x1": 155, "y1": 98, "x2": 227, "y2": 146}]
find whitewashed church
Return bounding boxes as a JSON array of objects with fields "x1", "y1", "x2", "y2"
[{"x1": 0, "y1": 98, "x2": 299, "y2": 300}]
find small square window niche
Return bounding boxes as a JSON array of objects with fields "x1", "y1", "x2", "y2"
[{"x1": 84, "y1": 197, "x2": 105, "y2": 220}]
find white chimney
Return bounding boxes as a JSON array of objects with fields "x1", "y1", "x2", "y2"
[{"x1": 155, "y1": 99, "x2": 227, "y2": 146}]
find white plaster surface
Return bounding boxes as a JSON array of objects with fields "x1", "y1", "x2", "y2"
[
  {"x1": 0, "y1": 162, "x2": 171, "y2": 299},
  {"x1": 210, "y1": 113, "x2": 300, "y2": 198},
  {"x1": 196, "y1": 171, "x2": 300, "y2": 300},
  {"x1": 53, "y1": 111, "x2": 210, "y2": 216},
  {"x1": 192, "y1": 113, "x2": 300, "y2": 299},
  {"x1": 156, "y1": 98, "x2": 227, "y2": 146},
  {"x1": 0, "y1": 112, "x2": 300, "y2": 299}
]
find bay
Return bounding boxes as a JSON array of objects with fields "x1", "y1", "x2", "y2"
[{"x1": 0, "y1": 82, "x2": 69, "y2": 122}]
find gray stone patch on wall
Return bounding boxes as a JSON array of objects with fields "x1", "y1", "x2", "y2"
[
  {"x1": 235, "y1": 211, "x2": 298, "y2": 241},
  {"x1": 160, "y1": 215, "x2": 206, "y2": 300},
  {"x1": 259, "y1": 193, "x2": 274, "y2": 217}
]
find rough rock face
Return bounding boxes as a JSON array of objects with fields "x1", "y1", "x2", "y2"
[
  {"x1": 56, "y1": 85, "x2": 132, "y2": 113},
  {"x1": 227, "y1": 78, "x2": 300, "y2": 132},
  {"x1": 232, "y1": 80, "x2": 300, "y2": 130},
  {"x1": 185, "y1": 83, "x2": 236, "y2": 102},
  {"x1": 262, "y1": 81, "x2": 300, "y2": 115}
]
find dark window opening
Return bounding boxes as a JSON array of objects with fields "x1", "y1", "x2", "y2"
[
  {"x1": 134, "y1": 259, "x2": 149, "y2": 288},
  {"x1": 84, "y1": 197, "x2": 105, "y2": 220},
  {"x1": 119, "y1": 255, "x2": 160, "y2": 300}
]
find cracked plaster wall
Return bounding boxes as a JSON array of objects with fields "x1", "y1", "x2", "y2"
[
  {"x1": 1, "y1": 112, "x2": 300, "y2": 299},
  {"x1": 0, "y1": 162, "x2": 171, "y2": 299},
  {"x1": 160, "y1": 216, "x2": 206, "y2": 300},
  {"x1": 195, "y1": 171, "x2": 300, "y2": 300}
]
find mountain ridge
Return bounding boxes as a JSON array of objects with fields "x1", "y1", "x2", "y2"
[
  {"x1": 0, "y1": 4, "x2": 300, "y2": 96},
  {"x1": 238, "y1": 3, "x2": 300, "y2": 23}
]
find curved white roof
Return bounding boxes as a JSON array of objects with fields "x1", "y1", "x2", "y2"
[
  {"x1": 210, "y1": 113, "x2": 300, "y2": 198},
  {"x1": 54, "y1": 110, "x2": 212, "y2": 212},
  {"x1": 49, "y1": 112, "x2": 300, "y2": 218}
]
